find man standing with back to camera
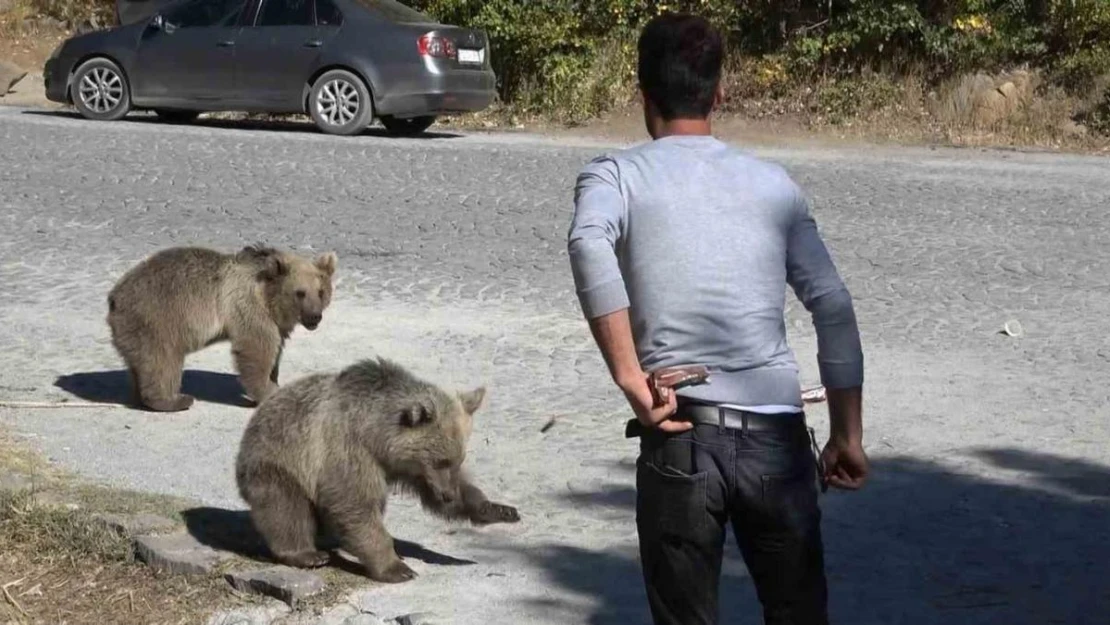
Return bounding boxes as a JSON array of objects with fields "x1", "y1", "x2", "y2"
[{"x1": 566, "y1": 12, "x2": 870, "y2": 625}]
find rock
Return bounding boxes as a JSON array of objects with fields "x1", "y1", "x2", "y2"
[
  {"x1": 1060, "y1": 120, "x2": 1088, "y2": 137},
  {"x1": 0, "y1": 60, "x2": 27, "y2": 95},
  {"x1": 341, "y1": 616, "x2": 386, "y2": 625},
  {"x1": 134, "y1": 532, "x2": 236, "y2": 576},
  {"x1": 394, "y1": 613, "x2": 441, "y2": 625},
  {"x1": 92, "y1": 513, "x2": 178, "y2": 537},
  {"x1": 308, "y1": 604, "x2": 388, "y2": 625},
  {"x1": 997, "y1": 81, "x2": 1020, "y2": 100},
  {"x1": 973, "y1": 89, "x2": 1008, "y2": 125},
  {"x1": 224, "y1": 566, "x2": 326, "y2": 607}
]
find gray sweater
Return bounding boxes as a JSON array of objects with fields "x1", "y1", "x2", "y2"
[{"x1": 567, "y1": 135, "x2": 863, "y2": 409}]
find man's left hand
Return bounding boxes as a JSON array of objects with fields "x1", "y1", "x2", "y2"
[{"x1": 620, "y1": 374, "x2": 690, "y2": 433}]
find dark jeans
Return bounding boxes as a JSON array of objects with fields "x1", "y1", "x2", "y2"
[{"x1": 634, "y1": 404, "x2": 828, "y2": 625}]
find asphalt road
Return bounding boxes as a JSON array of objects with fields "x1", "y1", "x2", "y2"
[{"x1": 1, "y1": 106, "x2": 1109, "y2": 625}]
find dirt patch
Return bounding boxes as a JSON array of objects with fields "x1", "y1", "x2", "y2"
[{"x1": 0, "y1": 430, "x2": 379, "y2": 624}]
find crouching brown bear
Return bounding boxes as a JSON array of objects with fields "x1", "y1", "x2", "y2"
[
  {"x1": 234, "y1": 357, "x2": 520, "y2": 583},
  {"x1": 106, "y1": 245, "x2": 337, "y2": 412}
]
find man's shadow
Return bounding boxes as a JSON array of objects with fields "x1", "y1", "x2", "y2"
[
  {"x1": 180, "y1": 507, "x2": 476, "y2": 575},
  {"x1": 54, "y1": 369, "x2": 254, "y2": 409}
]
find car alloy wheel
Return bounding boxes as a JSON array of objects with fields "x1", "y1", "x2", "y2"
[
  {"x1": 309, "y1": 69, "x2": 373, "y2": 136},
  {"x1": 71, "y1": 58, "x2": 131, "y2": 122}
]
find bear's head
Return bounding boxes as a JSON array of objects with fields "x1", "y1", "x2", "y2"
[
  {"x1": 253, "y1": 248, "x2": 338, "y2": 333},
  {"x1": 390, "y1": 385, "x2": 486, "y2": 507}
]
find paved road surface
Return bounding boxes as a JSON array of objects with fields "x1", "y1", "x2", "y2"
[{"x1": 2, "y1": 106, "x2": 1109, "y2": 624}]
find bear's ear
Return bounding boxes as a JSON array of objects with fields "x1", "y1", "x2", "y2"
[
  {"x1": 400, "y1": 403, "x2": 435, "y2": 428},
  {"x1": 315, "y1": 252, "x2": 338, "y2": 277},
  {"x1": 256, "y1": 254, "x2": 288, "y2": 282},
  {"x1": 458, "y1": 386, "x2": 486, "y2": 416}
]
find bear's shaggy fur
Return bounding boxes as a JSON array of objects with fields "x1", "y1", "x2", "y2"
[
  {"x1": 106, "y1": 245, "x2": 337, "y2": 412},
  {"x1": 234, "y1": 357, "x2": 520, "y2": 583}
]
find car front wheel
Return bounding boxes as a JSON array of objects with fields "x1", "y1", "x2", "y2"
[
  {"x1": 308, "y1": 69, "x2": 373, "y2": 136},
  {"x1": 380, "y1": 115, "x2": 436, "y2": 137},
  {"x1": 71, "y1": 57, "x2": 131, "y2": 122}
]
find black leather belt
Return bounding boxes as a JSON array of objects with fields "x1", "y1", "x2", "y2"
[
  {"x1": 676, "y1": 401, "x2": 805, "y2": 432},
  {"x1": 624, "y1": 401, "x2": 806, "y2": 438}
]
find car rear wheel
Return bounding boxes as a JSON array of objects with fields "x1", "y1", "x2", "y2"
[
  {"x1": 71, "y1": 57, "x2": 131, "y2": 122},
  {"x1": 154, "y1": 109, "x2": 199, "y2": 124},
  {"x1": 380, "y1": 115, "x2": 436, "y2": 137},
  {"x1": 308, "y1": 69, "x2": 373, "y2": 136}
]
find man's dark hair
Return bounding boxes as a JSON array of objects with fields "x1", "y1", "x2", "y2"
[{"x1": 637, "y1": 12, "x2": 724, "y2": 121}]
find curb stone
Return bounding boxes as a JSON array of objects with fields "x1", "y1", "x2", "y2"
[
  {"x1": 225, "y1": 566, "x2": 326, "y2": 607},
  {"x1": 134, "y1": 532, "x2": 237, "y2": 575}
]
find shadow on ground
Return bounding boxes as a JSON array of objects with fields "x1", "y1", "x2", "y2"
[
  {"x1": 497, "y1": 448, "x2": 1110, "y2": 625},
  {"x1": 22, "y1": 110, "x2": 464, "y2": 139},
  {"x1": 54, "y1": 369, "x2": 253, "y2": 408},
  {"x1": 180, "y1": 506, "x2": 476, "y2": 577}
]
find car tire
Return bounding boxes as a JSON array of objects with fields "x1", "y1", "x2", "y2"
[
  {"x1": 308, "y1": 69, "x2": 373, "y2": 136},
  {"x1": 380, "y1": 115, "x2": 436, "y2": 137},
  {"x1": 154, "y1": 109, "x2": 200, "y2": 124},
  {"x1": 70, "y1": 57, "x2": 131, "y2": 122}
]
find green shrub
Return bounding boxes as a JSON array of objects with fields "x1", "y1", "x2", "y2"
[{"x1": 22, "y1": 0, "x2": 1110, "y2": 126}]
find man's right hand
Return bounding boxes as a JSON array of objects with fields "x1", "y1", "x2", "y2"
[
  {"x1": 819, "y1": 438, "x2": 869, "y2": 490},
  {"x1": 619, "y1": 373, "x2": 690, "y2": 433}
]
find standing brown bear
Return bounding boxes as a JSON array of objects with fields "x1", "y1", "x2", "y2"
[
  {"x1": 235, "y1": 357, "x2": 520, "y2": 583},
  {"x1": 106, "y1": 245, "x2": 337, "y2": 412}
]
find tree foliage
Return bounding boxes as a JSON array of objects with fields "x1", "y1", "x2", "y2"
[{"x1": 411, "y1": 0, "x2": 1110, "y2": 121}]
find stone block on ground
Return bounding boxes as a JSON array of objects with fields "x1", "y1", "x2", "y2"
[
  {"x1": 225, "y1": 565, "x2": 326, "y2": 606},
  {"x1": 93, "y1": 512, "x2": 179, "y2": 536},
  {"x1": 0, "y1": 60, "x2": 26, "y2": 95},
  {"x1": 394, "y1": 613, "x2": 441, "y2": 625},
  {"x1": 134, "y1": 532, "x2": 236, "y2": 576}
]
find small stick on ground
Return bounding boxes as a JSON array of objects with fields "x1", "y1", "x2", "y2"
[
  {"x1": 2, "y1": 578, "x2": 28, "y2": 617},
  {"x1": 0, "y1": 400, "x2": 125, "y2": 409}
]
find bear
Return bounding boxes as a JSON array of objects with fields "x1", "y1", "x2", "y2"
[
  {"x1": 234, "y1": 356, "x2": 520, "y2": 583},
  {"x1": 106, "y1": 245, "x2": 337, "y2": 412}
]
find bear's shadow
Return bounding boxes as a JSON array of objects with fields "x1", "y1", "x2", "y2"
[
  {"x1": 181, "y1": 507, "x2": 477, "y2": 575},
  {"x1": 54, "y1": 369, "x2": 254, "y2": 409}
]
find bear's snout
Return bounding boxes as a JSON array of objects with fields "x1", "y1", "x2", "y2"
[{"x1": 302, "y1": 313, "x2": 322, "y2": 330}]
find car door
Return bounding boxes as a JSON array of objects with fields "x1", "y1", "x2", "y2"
[
  {"x1": 233, "y1": 0, "x2": 340, "y2": 109},
  {"x1": 130, "y1": 0, "x2": 250, "y2": 106}
]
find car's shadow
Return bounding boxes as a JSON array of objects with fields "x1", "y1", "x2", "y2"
[
  {"x1": 54, "y1": 369, "x2": 254, "y2": 409},
  {"x1": 22, "y1": 109, "x2": 466, "y2": 139}
]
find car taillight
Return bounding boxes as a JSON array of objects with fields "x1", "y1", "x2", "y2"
[{"x1": 418, "y1": 33, "x2": 456, "y2": 59}]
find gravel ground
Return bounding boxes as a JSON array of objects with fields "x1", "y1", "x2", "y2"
[{"x1": 1, "y1": 105, "x2": 1108, "y2": 625}]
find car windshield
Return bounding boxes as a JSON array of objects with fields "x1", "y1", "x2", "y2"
[{"x1": 348, "y1": 0, "x2": 433, "y2": 23}]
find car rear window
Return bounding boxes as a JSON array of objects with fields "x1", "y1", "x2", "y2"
[{"x1": 349, "y1": 0, "x2": 433, "y2": 23}]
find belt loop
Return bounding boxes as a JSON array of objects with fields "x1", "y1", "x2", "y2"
[
  {"x1": 741, "y1": 411, "x2": 749, "y2": 437},
  {"x1": 716, "y1": 406, "x2": 725, "y2": 435}
]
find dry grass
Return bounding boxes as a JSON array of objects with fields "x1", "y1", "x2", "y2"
[
  {"x1": 0, "y1": 490, "x2": 246, "y2": 625},
  {"x1": 0, "y1": 429, "x2": 386, "y2": 624}
]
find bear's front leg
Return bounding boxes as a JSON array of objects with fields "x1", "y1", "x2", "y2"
[
  {"x1": 459, "y1": 474, "x2": 520, "y2": 525},
  {"x1": 230, "y1": 328, "x2": 281, "y2": 405},
  {"x1": 336, "y1": 512, "x2": 415, "y2": 583},
  {"x1": 270, "y1": 340, "x2": 284, "y2": 385}
]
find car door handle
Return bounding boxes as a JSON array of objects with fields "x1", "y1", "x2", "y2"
[
  {"x1": 217, "y1": 40, "x2": 235, "y2": 47},
  {"x1": 303, "y1": 40, "x2": 322, "y2": 48}
]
